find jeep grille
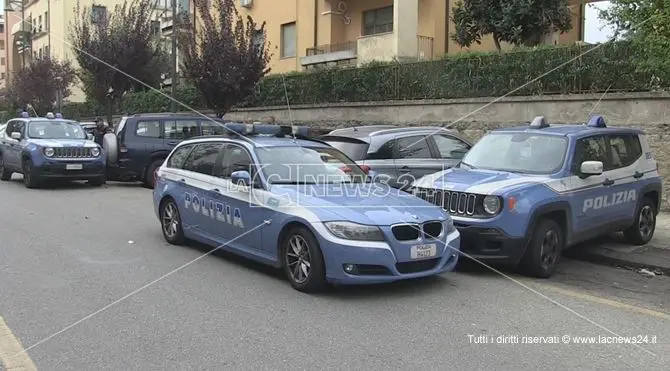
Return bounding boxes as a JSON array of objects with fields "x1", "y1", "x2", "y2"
[
  {"x1": 53, "y1": 147, "x2": 94, "y2": 158},
  {"x1": 414, "y1": 188, "x2": 479, "y2": 216}
]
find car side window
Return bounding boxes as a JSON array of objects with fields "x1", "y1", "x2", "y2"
[
  {"x1": 219, "y1": 144, "x2": 253, "y2": 179},
  {"x1": 608, "y1": 134, "x2": 642, "y2": 169},
  {"x1": 166, "y1": 144, "x2": 195, "y2": 169},
  {"x1": 182, "y1": 143, "x2": 224, "y2": 176},
  {"x1": 164, "y1": 120, "x2": 199, "y2": 140},
  {"x1": 573, "y1": 135, "x2": 610, "y2": 173},
  {"x1": 366, "y1": 140, "x2": 396, "y2": 160},
  {"x1": 5, "y1": 120, "x2": 16, "y2": 135},
  {"x1": 395, "y1": 135, "x2": 432, "y2": 159},
  {"x1": 135, "y1": 121, "x2": 161, "y2": 138},
  {"x1": 432, "y1": 134, "x2": 470, "y2": 159}
]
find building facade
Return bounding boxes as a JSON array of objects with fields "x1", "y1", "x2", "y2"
[
  {"x1": 0, "y1": 14, "x2": 7, "y2": 89},
  {"x1": 232, "y1": 0, "x2": 593, "y2": 74}
]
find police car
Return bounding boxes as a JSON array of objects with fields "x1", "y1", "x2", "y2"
[
  {"x1": 153, "y1": 123, "x2": 461, "y2": 292},
  {"x1": 0, "y1": 112, "x2": 106, "y2": 188},
  {"x1": 411, "y1": 115, "x2": 662, "y2": 278}
]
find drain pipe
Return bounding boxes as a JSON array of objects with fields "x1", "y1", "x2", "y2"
[{"x1": 313, "y1": 0, "x2": 318, "y2": 49}]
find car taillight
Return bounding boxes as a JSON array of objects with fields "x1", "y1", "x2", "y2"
[
  {"x1": 120, "y1": 144, "x2": 128, "y2": 153},
  {"x1": 339, "y1": 166, "x2": 352, "y2": 173},
  {"x1": 359, "y1": 165, "x2": 371, "y2": 174}
]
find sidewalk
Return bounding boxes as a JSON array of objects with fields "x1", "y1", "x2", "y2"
[{"x1": 565, "y1": 213, "x2": 670, "y2": 276}]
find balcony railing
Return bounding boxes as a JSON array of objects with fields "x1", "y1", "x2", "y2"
[
  {"x1": 306, "y1": 41, "x2": 357, "y2": 57},
  {"x1": 417, "y1": 35, "x2": 434, "y2": 61}
]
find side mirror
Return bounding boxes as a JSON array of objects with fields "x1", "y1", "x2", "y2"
[
  {"x1": 10, "y1": 132, "x2": 21, "y2": 140},
  {"x1": 580, "y1": 161, "x2": 603, "y2": 177},
  {"x1": 231, "y1": 170, "x2": 252, "y2": 187}
]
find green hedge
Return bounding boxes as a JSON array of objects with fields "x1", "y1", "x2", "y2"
[{"x1": 65, "y1": 41, "x2": 660, "y2": 117}]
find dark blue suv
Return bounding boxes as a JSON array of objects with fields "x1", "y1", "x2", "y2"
[{"x1": 103, "y1": 113, "x2": 229, "y2": 188}]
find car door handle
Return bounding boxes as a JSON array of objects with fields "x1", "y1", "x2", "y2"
[
  {"x1": 209, "y1": 188, "x2": 220, "y2": 193},
  {"x1": 179, "y1": 178, "x2": 186, "y2": 183},
  {"x1": 603, "y1": 178, "x2": 614, "y2": 186},
  {"x1": 398, "y1": 166, "x2": 411, "y2": 173},
  {"x1": 634, "y1": 171, "x2": 644, "y2": 179}
]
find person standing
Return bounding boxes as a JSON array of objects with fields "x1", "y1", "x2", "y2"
[{"x1": 92, "y1": 118, "x2": 108, "y2": 146}]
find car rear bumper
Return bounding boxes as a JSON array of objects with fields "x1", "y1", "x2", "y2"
[{"x1": 312, "y1": 223, "x2": 461, "y2": 285}]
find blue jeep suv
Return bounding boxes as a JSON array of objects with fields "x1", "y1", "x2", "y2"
[
  {"x1": 411, "y1": 115, "x2": 663, "y2": 278},
  {"x1": 0, "y1": 112, "x2": 106, "y2": 188}
]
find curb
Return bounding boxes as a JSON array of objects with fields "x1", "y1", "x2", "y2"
[{"x1": 565, "y1": 247, "x2": 670, "y2": 276}]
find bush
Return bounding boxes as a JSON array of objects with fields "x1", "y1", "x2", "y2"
[{"x1": 79, "y1": 41, "x2": 659, "y2": 115}]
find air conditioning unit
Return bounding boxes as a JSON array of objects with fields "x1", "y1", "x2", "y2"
[{"x1": 240, "y1": 0, "x2": 253, "y2": 8}]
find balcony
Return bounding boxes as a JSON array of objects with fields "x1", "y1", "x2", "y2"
[
  {"x1": 301, "y1": 41, "x2": 357, "y2": 68},
  {"x1": 356, "y1": 34, "x2": 434, "y2": 65}
]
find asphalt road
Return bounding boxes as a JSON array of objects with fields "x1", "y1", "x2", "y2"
[{"x1": 1, "y1": 179, "x2": 669, "y2": 370}]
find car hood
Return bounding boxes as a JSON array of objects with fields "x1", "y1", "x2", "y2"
[
  {"x1": 28, "y1": 138, "x2": 98, "y2": 148},
  {"x1": 412, "y1": 168, "x2": 549, "y2": 195},
  {"x1": 270, "y1": 183, "x2": 448, "y2": 225}
]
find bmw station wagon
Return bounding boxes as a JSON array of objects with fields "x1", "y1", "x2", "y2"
[{"x1": 153, "y1": 123, "x2": 461, "y2": 293}]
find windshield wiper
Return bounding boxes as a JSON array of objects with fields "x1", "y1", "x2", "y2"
[{"x1": 459, "y1": 161, "x2": 476, "y2": 169}]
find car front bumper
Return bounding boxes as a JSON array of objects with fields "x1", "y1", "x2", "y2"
[
  {"x1": 312, "y1": 223, "x2": 461, "y2": 285},
  {"x1": 453, "y1": 217, "x2": 528, "y2": 265},
  {"x1": 34, "y1": 161, "x2": 106, "y2": 180}
]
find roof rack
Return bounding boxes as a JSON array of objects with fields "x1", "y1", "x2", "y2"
[
  {"x1": 131, "y1": 112, "x2": 220, "y2": 118},
  {"x1": 189, "y1": 123, "x2": 315, "y2": 140}
]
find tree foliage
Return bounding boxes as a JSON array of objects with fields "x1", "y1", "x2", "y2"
[
  {"x1": 7, "y1": 56, "x2": 76, "y2": 115},
  {"x1": 70, "y1": 0, "x2": 168, "y2": 122},
  {"x1": 600, "y1": 0, "x2": 670, "y2": 83},
  {"x1": 180, "y1": 0, "x2": 272, "y2": 116},
  {"x1": 452, "y1": 0, "x2": 573, "y2": 51}
]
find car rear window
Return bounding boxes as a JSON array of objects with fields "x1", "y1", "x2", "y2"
[{"x1": 322, "y1": 136, "x2": 370, "y2": 161}]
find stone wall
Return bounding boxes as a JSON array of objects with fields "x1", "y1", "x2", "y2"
[{"x1": 225, "y1": 92, "x2": 670, "y2": 208}]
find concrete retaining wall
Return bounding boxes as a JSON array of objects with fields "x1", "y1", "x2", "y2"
[{"x1": 224, "y1": 92, "x2": 670, "y2": 208}]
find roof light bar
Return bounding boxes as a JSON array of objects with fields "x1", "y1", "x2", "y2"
[
  {"x1": 529, "y1": 116, "x2": 549, "y2": 129},
  {"x1": 586, "y1": 115, "x2": 607, "y2": 128}
]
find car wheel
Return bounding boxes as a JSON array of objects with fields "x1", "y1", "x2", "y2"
[
  {"x1": 0, "y1": 155, "x2": 12, "y2": 181},
  {"x1": 160, "y1": 198, "x2": 186, "y2": 245},
  {"x1": 623, "y1": 197, "x2": 656, "y2": 245},
  {"x1": 88, "y1": 176, "x2": 107, "y2": 187},
  {"x1": 144, "y1": 159, "x2": 164, "y2": 189},
  {"x1": 519, "y1": 219, "x2": 563, "y2": 278},
  {"x1": 22, "y1": 159, "x2": 40, "y2": 189},
  {"x1": 281, "y1": 227, "x2": 327, "y2": 293}
]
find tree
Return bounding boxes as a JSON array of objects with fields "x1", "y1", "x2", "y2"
[
  {"x1": 451, "y1": 0, "x2": 573, "y2": 51},
  {"x1": 180, "y1": 0, "x2": 272, "y2": 116},
  {"x1": 600, "y1": 1, "x2": 670, "y2": 83},
  {"x1": 7, "y1": 56, "x2": 75, "y2": 115},
  {"x1": 70, "y1": 0, "x2": 167, "y2": 123}
]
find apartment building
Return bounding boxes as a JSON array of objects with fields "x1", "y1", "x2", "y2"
[
  {"x1": 0, "y1": 14, "x2": 7, "y2": 89},
  {"x1": 233, "y1": 0, "x2": 593, "y2": 74}
]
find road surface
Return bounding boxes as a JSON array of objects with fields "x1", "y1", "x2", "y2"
[{"x1": 0, "y1": 179, "x2": 668, "y2": 370}]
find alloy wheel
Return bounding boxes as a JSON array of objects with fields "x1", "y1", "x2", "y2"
[
  {"x1": 162, "y1": 202, "x2": 180, "y2": 239},
  {"x1": 638, "y1": 205, "x2": 655, "y2": 240},
  {"x1": 285, "y1": 235, "x2": 312, "y2": 284},
  {"x1": 540, "y1": 229, "x2": 559, "y2": 270}
]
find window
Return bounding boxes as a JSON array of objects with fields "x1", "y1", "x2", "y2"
[
  {"x1": 608, "y1": 134, "x2": 642, "y2": 169},
  {"x1": 219, "y1": 144, "x2": 253, "y2": 178},
  {"x1": 1, "y1": 58, "x2": 5, "y2": 66},
  {"x1": 135, "y1": 121, "x2": 161, "y2": 138},
  {"x1": 432, "y1": 135, "x2": 470, "y2": 159},
  {"x1": 573, "y1": 135, "x2": 609, "y2": 173},
  {"x1": 396, "y1": 136, "x2": 433, "y2": 159},
  {"x1": 151, "y1": 20, "x2": 160, "y2": 36},
  {"x1": 362, "y1": 6, "x2": 393, "y2": 36},
  {"x1": 200, "y1": 121, "x2": 228, "y2": 136},
  {"x1": 45, "y1": 11, "x2": 49, "y2": 31},
  {"x1": 166, "y1": 144, "x2": 194, "y2": 168},
  {"x1": 0, "y1": 24, "x2": 4, "y2": 34},
  {"x1": 1, "y1": 73, "x2": 5, "y2": 80},
  {"x1": 183, "y1": 143, "x2": 224, "y2": 176},
  {"x1": 366, "y1": 140, "x2": 396, "y2": 160},
  {"x1": 91, "y1": 5, "x2": 107, "y2": 25},
  {"x1": 252, "y1": 29, "x2": 265, "y2": 56},
  {"x1": 0, "y1": 40, "x2": 4, "y2": 50},
  {"x1": 164, "y1": 120, "x2": 198, "y2": 140},
  {"x1": 280, "y1": 22, "x2": 296, "y2": 58},
  {"x1": 38, "y1": 15, "x2": 42, "y2": 32}
]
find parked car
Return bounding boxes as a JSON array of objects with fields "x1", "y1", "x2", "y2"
[
  {"x1": 102, "y1": 113, "x2": 229, "y2": 188},
  {"x1": 320, "y1": 126, "x2": 472, "y2": 189},
  {"x1": 0, "y1": 112, "x2": 106, "y2": 188},
  {"x1": 153, "y1": 123, "x2": 461, "y2": 293},
  {"x1": 410, "y1": 115, "x2": 663, "y2": 278}
]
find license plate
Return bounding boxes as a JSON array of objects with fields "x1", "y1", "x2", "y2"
[
  {"x1": 410, "y1": 243, "x2": 437, "y2": 260},
  {"x1": 66, "y1": 164, "x2": 83, "y2": 170}
]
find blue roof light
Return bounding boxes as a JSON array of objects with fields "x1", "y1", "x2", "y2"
[
  {"x1": 55, "y1": 113, "x2": 63, "y2": 118},
  {"x1": 529, "y1": 116, "x2": 549, "y2": 129},
  {"x1": 586, "y1": 115, "x2": 607, "y2": 128},
  {"x1": 21, "y1": 111, "x2": 29, "y2": 118}
]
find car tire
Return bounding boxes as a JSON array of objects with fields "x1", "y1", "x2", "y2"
[
  {"x1": 519, "y1": 219, "x2": 563, "y2": 278},
  {"x1": 22, "y1": 159, "x2": 40, "y2": 189},
  {"x1": 281, "y1": 227, "x2": 327, "y2": 293},
  {"x1": 623, "y1": 197, "x2": 656, "y2": 245},
  {"x1": 0, "y1": 155, "x2": 12, "y2": 181},
  {"x1": 143, "y1": 159, "x2": 164, "y2": 189},
  {"x1": 160, "y1": 198, "x2": 186, "y2": 245},
  {"x1": 88, "y1": 176, "x2": 107, "y2": 187},
  {"x1": 102, "y1": 133, "x2": 118, "y2": 165}
]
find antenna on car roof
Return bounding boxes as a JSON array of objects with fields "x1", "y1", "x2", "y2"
[{"x1": 281, "y1": 75, "x2": 297, "y2": 140}]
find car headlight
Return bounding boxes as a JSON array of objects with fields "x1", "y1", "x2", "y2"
[
  {"x1": 483, "y1": 195, "x2": 502, "y2": 215},
  {"x1": 91, "y1": 147, "x2": 101, "y2": 157},
  {"x1": 324, "y1": 221, "x2": 385, "y2": 241},
  {"x1": 44, "y1": 147, "x2": 55, "y2": 157}
]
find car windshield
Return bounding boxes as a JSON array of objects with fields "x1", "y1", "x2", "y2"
[
  {"x1": 27, "y1": 120, "x2": 86, "y2": 140},
  {"x1": 460, "y1": 132, "x2": 567, "y2": 174},
  {"x1": 321, "y1": 137, "x2": 370, "y2": 161},
  {"x1": 255, "y1": 146, "x2": 369, "y2": 184}
]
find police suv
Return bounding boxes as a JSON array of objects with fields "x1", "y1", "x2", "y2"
[
  {"x1": 411, "y1": 115, "x2": 662, "y2": 278},
  {"x1": 153, "y1": 123, "x2": 461, "y2": 293},
  {"x1": 0, "y1": 112, "x2": 106, "y2": 188}
]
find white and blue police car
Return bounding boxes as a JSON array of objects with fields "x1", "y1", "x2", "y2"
[
  {"x1": 152, "y1": 123, "x2": 461, "y2": 292},
  {"x1": 411, "y1": 115, "x2": 663, "y2": 278}
]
